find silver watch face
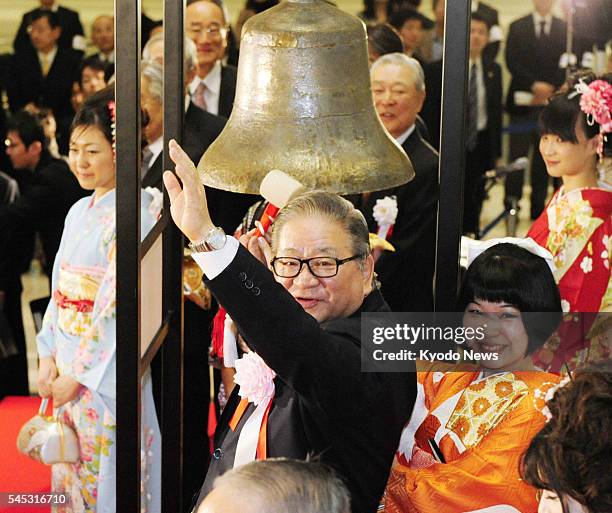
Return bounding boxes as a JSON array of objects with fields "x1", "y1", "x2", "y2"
[{"x1": 207, "y1": 227, "x2": 226, "y2": 250}]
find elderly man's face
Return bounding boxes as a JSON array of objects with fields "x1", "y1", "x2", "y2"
[
  {"x1": 92, "y1": 16, "x2": 114, "y2": 54},
  {"x1": 371, "y1": 63, "x2": 425, "y2": 139},
  {"x1": 273, "y1": 216, "x2": 374, "y2": 323},
  {"x1": 141, "y1": 76, "x2": 163, "y2": 143},
  {"x1": 186, "y1": 1, "x2": 228, "y2": 73}
]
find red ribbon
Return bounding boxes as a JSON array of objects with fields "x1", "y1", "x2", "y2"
[{"x1": 53, "y1": 290, "x2": 94, "y2": 313}]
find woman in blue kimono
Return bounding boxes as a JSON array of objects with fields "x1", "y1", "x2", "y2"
[{"x1": 36, "y1": 87, "x2": 161, "y2": 512}]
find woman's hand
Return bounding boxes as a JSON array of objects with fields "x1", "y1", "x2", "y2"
[
  {"x1": 239, "y1": 229, "x2": 273, "y2": 267},
  {"x1": 51, "y1": 375, "x2": 81, "y2": 407},
  {"x1": 37, "y1": 356, "x2": 58, "y2": 398},
  {"x1": 163, "y1": 139, "x2": 214, "y2": 242}
]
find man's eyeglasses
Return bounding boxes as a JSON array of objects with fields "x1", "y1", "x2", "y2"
[
  {"x1": 186, "y1": 25, "x2": 228, "y2": 40},
  {"x1": 270, "y1": 255, "x2": 363, "y2": 279},
  {"x1": 4, "y1": 139, "x2": 22, "y2": 149}
]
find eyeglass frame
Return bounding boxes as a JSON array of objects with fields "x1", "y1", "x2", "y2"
[
  {"x1": 186, "y1": 24, "x2": 228, "y2": 40},
  {"x1": 270, "y1": 254, "x2": 365, "y2": 279}
]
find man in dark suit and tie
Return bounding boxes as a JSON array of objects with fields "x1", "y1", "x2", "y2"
[
  {"x1": 504, "y1": 0, "x2": 566, "y2": 220},
  {"x1": 13, "y1": 0, "x2": 84, "y2": 54},
  {"x1": 162, "y1": 146, "x2": 417, "y2": 513},
  {"x1": 463, "y1": 12, "x2": 502, "y2": 236},
  {"x1": 186, "y1": 0, "x2": 238, "y2": 119},
  {"x1": 365, "y1": 53, "x2": 439, "y2": 313},
  {"x1": 7, "y1": 10, "x2": 82, "y2": 155}
]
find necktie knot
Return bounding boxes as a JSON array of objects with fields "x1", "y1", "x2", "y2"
[{"x1": 539, "y1": 20, "x2": 547, "y2": 38}]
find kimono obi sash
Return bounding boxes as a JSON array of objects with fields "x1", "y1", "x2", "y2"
[
  {"x1": 446, "y1": 373, "x2": 529, "y2": 450},
  {"x1": 55, "y1": 265, "x2": 105, "y2": 336}
]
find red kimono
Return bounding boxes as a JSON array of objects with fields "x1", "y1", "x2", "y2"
[{"x1": 528, "y1": 185, "x2": 612, "y2": 371}]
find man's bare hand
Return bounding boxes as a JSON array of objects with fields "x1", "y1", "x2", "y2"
[
  {"x1": 239, "y1": 229, "x2": 273, "y2": 267},
  {"x1": 163, "y1": 139, "x2": 214, "y2": 242},
  {"x1": 531, "y1": 81, "x2": 556, "y2": 105}
]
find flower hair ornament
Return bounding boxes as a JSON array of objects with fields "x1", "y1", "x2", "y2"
[
  {"x1": 568, "y1": 79, "x2": 612, "y2": 158},
  {"x1": 107, "y1": 100, "x2": 117, "y2": 158}
]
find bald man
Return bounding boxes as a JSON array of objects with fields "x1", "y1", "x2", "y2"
[
  {"x1": 90, "y1": 15, "x2": 114, "y2": 63},
  {"x1": 186, "y1": 0, "x2": 237, "y2": 118}
]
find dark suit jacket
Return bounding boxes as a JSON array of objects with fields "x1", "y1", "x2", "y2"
[
  {"x1": 505, "y1": 14, "x2": 566, "y2": 115},
  {"x1": 483, "y1": 60, "x2": 503, "y2": 160},
  {"x1": 421, "y1": 59, "x2": 442, "y2": 150},
  {"x1": 218, "y1": 65, "x2": 238, "y2": 119},
  {"x1": 0, "y1": 152, "x2": 86, "y2": 286},
  {"x1": 7, "y1": 46, "x2": 81, "y2": 145},
  {"x1": 197, "y1": 246, "x2": 417, "y2": 513},
  {"x1": 359, "y1": 129, "x2": 439, "y2": 313},
  {"x1": 13, "y1": 6, "x2": 84, "y2": 53}
]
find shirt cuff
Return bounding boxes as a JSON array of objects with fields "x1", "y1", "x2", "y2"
[{"x1": 191, "y1": 236, "x2": 240, "y2": 279}]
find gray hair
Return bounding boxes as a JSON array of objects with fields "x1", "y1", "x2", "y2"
[
  {"x1": 271, "y1": 191, "x2": 371, "y2": 264},
  {"x1": 371, "y1": 52, "x2": 426, "y2": 92},
  {"x1": 141, "y1": 61, "x2": 163, "y2": 104},
  {"x1": 211, "y1": 458, "x2": 351, "y2": 513},
  {"x1": 142, "y1": 36, "x2": 198, "y2": 85}
]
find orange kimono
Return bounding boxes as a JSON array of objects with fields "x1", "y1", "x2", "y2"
[{"x1": 381, "y1": 370, "x2": 559, "y2": 513}]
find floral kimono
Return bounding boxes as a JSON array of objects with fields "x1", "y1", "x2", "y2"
[
  {"x1": 37, "y1": 189, "x2": 161, "y2": 513},
  {"x1": 380, "y1": 370, "x2": 559, "y2": 513},
  {"x1": 528, "y1": 185, "x2": 612, "y2": 372}
]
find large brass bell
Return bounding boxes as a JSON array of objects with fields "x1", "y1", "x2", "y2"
[{"x1": 197, "y1": 0, "x2": 415, "y2": 195}]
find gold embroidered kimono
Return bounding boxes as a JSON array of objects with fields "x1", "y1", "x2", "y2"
[{"x1": 381, "y1": 370, "x2": 559, "y2": 513}]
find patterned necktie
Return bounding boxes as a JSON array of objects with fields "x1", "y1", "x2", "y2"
[
  {"x1": 193, "y1": 81, "x2": 208, "y2": 111},
  {"x1": 539, "y1": 20, "x2": 547, "y2": 39},
  {"x1": 141, "y1": 147, "x2": 154, "y2": 179},
  {"x1": 467, "y1": 63, "x2": 478, "y2": 151}
]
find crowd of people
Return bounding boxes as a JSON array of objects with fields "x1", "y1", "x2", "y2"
[{"x1": 0, "y1": 0, "x2": 610, "y2": 512}]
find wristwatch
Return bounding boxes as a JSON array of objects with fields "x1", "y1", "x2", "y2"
[{"x1": 188, "y1": 227, "x2": 227, "y2": 252}]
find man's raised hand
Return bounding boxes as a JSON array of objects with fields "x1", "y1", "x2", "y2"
[{"x1": 163, "y1": 139, "x2": 214, "y2": 241}]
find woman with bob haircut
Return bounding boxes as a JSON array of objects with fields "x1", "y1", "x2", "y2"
[
  {"x1": 521, "y1": 359, "x2": 612, "y2": 513},
  {"x1": 527, "y1": 72, "x2": 612, "y2": 373},
  {"x1": 381, "y1": 242, "x2": 561, "y2": 513}
]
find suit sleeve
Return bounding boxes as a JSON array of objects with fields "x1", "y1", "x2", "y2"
[
  {"x1": 205, "y1": 245, "x2": 379, "y2": 416},
  {"x1": 12, "y1": 15, "x2": 30, "y2": 54}
]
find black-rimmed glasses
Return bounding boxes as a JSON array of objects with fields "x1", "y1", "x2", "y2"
[{"x1": 271, "y1": 255, "x2": 363, "y2": 278}]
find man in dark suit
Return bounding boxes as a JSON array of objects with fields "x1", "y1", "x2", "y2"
[
  {"x1": 504, "y1": 0, "x2": 566, "y2": 220},
  {"x1": 366, "y1": 53, "x2": 439, "y2": 313},
  {"x1": 163, "y1": 148, "x2": 417, "y2": 513},
  {"x1": 0, "y1": 111, "x2": 86, "y2": 398},
  {"x1": 463, "y1": 12, "x2": 502, "y2": 235},
  {"x1": 13, "y1": 0, "x2": 84, "y2": 54},
  {"x1": 186, "y1": 0, "x2": 238, "y2": 119},
  {"x1": 7, "y1": 10, "x2": 82, "y2": 154}
]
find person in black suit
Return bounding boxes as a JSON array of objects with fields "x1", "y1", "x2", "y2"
[
  {"x1": 504, "y1": 0, "x2": 567, "y2": 220},
  {"x1": 13, "y1": 0, "x2": 84, "y2": 54},
  {"x1": 7, "y1": 10, "x2": 82, "y2": 155},
  {"x1": 186, "y1": 0, "x2": 238, "y2": 119},
  {"x1": 463, "y1": 12, "x2": 502, "y2": 235},
  {"x1": 0, "y1": 111, "x2": 86, "y2": 398},
  {"x1": 89, "y1": 15, "x2": 114, "y2": 64},
  {"x1": 162, "y1": 147, "x2": 417, "y2": 513},
  {"x1": 367, "y1": 53, "x2": 439, "y2": 312}
]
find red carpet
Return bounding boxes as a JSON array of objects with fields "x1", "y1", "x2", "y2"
[{"x1": 0, "y1": 397, "x2": 50, "y2": 512}]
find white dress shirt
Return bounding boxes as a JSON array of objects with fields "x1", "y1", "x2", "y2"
[
  {"x1": 189, "y1": 60, "x2": 222, "y2": 115},
  {"x1": 192, "y1": 236, "x2": 240, "y2": 279},
  {"x1": 533, "y1": 12, "x2": 552, "y2": 37},
  {"x1": 395, "y1": 124, "x2": 416, "y2": 146}
]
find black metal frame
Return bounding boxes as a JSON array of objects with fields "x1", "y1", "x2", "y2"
[
  {"x1": 115, "y1": 0, "x2": 185, "y2": 511},
  {"x1": 433, "y1": 0, "x2": 471, "y2": 311}
]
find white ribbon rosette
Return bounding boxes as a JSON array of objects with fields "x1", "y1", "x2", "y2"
[{"x1": 373, "y1": 196, "x2": 398, "y2": 240}]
